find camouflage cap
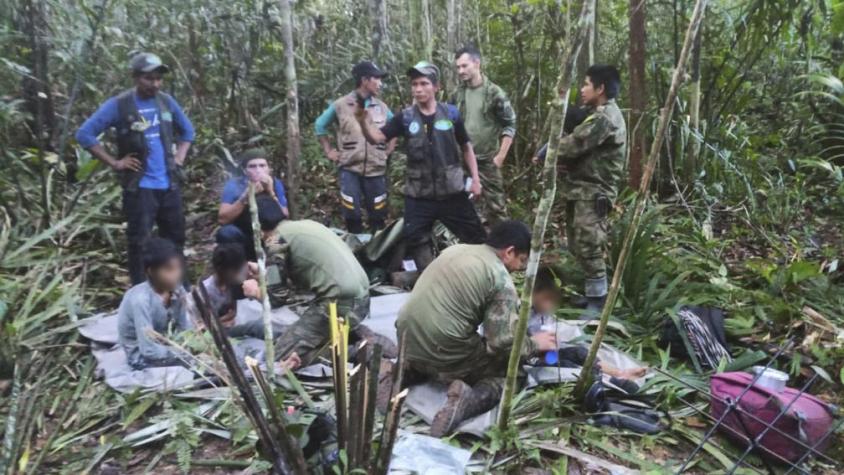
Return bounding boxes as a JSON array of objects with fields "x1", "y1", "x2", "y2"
[
  {"x1": 129, "y1": 52, "x2": 170, "y2": 74},
  {"x1": 407, "y1": 61, "x2": 440, "y2": 84}
]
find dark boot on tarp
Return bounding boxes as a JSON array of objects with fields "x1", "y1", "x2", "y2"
[
  {"x1": 409, "y1": 242, "x2": 434, "y2": 273},
  {"x1": 430, "y1": 380, "x2": 500, "y2": 437}
]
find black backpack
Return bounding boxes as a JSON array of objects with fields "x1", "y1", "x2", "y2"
[{"x1": 661, "y1": 306, "x2": 731, "y2": 373}]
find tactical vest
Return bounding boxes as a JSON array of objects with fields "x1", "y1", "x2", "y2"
[
  {"x1": 402, "y1": 103, "x2": 464, "y2": 200},
  {"x1": 333, "y1": 93, "x2": 389, "y2": 177},
  {"x1": 115, "y1": 89, "x2": 178, "y2": 191}
]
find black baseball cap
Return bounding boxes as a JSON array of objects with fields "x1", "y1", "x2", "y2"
[
  {"x1": 407, "y1": 61, "x2": 440, "y2": 83},
  {"x1": 352, "y1": 61, "x2": 386, "y2": 80},
  {"x1": 130, "y1": 52, "x2": 170, "y2": 74}
]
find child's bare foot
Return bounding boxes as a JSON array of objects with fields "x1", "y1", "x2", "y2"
[
  {"x1": 617, "y1": 367, "x2": 647, "y2": 379},
  {"x1": 276, "y1": 352, "x2": 301, "y2": 372}
]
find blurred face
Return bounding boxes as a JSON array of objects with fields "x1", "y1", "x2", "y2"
[
  {"x1": 410, "y1": 76, "x2": 437, "y2": 106},
  {"x1": 135, "y1": 71, "x2": 164, "y2": 98},
  {"x1": 499, "y1": 247, "x2": 529, "y2": 272},
  {"x1": 532, "y1": 289, "x2": 561, "y2": 315},
  {"x1": 244, "y1": 158, "x2": 270, "y2": 183},
  {"x1": 219, "y1": 265, "x2": 246, "y2": 286},
  {"x1": 148, "y1": 257, "x2": 183, "y2": 291},
  {"x1": 455, "y1": 53, "x2": 481, "y2": 83},
  {"x1": 580, "y1": 76, "x2": 605, "y2": 107},
  {"x1": 361, "y1": 76, "x2": 383, "y2": 97}
]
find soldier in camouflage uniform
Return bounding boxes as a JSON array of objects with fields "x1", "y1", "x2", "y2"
[
  {"x1": 395, "y1": 221, "x2": 556, "y2": 436},
  {"x1": 241, "y1": 203, "x2": 371, "y2": 368},
  {"x1": 557, "y1": 65, "x2": 627, "y2": 318},
  {"x1": 452, "y1": 45, "x2": 517, "y2": 227}
]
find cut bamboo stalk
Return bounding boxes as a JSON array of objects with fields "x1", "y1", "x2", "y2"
[
  {"x1": 329, "y1": 302, "x2": 349, "y2": 453},
  {"x1": 347, "y1": 363, "x2": 365, "y2": 468},
  {"x1": 497, "y1": 0, "x2": 595, "y2": 431},
  {"x1": 574, "y1": 0, "x2": 710, "y2": 398},
  {"x1": 361, "y1": 343, "x2": 382, "y2": 465},
  {"x1": 373, "y1": 388, "x2": 409, "y2": 475},
  {"x1": 193, "y1": 284, "x2": 304, "y2": 475},
  {"x1": 248, "y1": 183, "x2": 275, "y2": 378}
]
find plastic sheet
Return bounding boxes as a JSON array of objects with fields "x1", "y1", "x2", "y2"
[{"x1": 389, "y1": 431, "x2": 472, "y2": 474}]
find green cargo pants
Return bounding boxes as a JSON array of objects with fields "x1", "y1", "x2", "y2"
[
  {"x1": 565, "y1": 198, "x2": 609, "y2": 282},
  {"x1": 475, "y1": 157, "x2": 509, "y2": 227},
  {"x1": 274, "y1": 295, "x2": 370, "y2": 366}
]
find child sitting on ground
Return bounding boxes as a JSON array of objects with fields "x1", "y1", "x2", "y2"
[
  {"x1": 118, "y1": 238, "x2": 191, "y2": 369},
  {"x1": 528, "y1": 266, "x2": 646, "y2": 381}
]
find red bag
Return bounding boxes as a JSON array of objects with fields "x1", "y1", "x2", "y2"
[{"x1": 710, "y1": 372, "x2": 834, "y2": 464}]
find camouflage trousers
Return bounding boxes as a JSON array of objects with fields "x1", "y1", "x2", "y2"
[
  {"x1": 405, "y1": 345, "x2": 509, "y2": 394},
  {"x1": 475, "y1": 157, "x2": 509, "y2": 227},
  {"x1": 274, "y1": 295, "x2": 370, "y2": 366},
  {"x1": 565, "y1": 198, "x2": 609, "y2": 282}
]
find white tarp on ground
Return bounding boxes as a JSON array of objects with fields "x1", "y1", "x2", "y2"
[{"x1": 80, "y1": 292, "x2": 648, "y2": 439}]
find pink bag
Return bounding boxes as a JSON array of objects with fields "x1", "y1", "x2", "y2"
[{"x1": 710, "y1": 372, "x2": 834, "y2": 464}]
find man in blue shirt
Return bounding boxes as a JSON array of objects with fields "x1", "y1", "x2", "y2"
[
  {"x1": 76, "y1": 52, "x2": 195, "y2": 284},
  {"x1": 216, "y1": 148, "x2": 289, "y2": 260}
]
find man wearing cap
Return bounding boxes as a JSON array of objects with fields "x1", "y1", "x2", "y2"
[
  {"x1": 216, "y1": 148, "x2": 289, "y2": 260},
  {"x1": 452, "y1": 45, "x2": 517, "y2": 227},
  {"x1": 355, "y1": 61, "x2": 485, "y2": 271},
  {"x1": 76, "y1": 52, "x2": 195, "y2": 284},
  {"x1": 315, "y1": 61, "x2": 397, "y2": 233}
]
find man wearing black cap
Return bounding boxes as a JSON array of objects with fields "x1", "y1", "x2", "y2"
[
  {"x1": 76, "y1": 52, "x2": 195, "y2": 284},
  {"x1": 315, "y1": 61, "x2": 396, "y2": 233},
  {"x1": 216, "y1": 148, "x2": 289, "y2": 260},
  {"x1": 355, "y1": 61, "x2": 485, "y2": 271}
]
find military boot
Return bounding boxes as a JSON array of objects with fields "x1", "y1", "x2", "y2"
[
  {"x1": 409, "y1": 243, "x2": 434, "y2": 272},
  {"x1": 580, "y1": 276, "x2": 609, "y2": 320},
  {"x1": 430, "y1": 380, "x2": 500, "y2": 437}
]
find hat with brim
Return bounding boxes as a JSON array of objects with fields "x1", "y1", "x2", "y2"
[
  {"x1": 352, "y1": 61, "x2": 386, "y2": 80},
  {"x1": 130, "y1": 52, "x2": 170, "y2": 74},
  {"x1": 407, "y1": 61, "x2": 440, "y2": 83}
]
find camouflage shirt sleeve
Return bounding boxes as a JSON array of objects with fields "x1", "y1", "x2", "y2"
[
  {"x1": 264, "y1": 239, "x2": 291, "y2": 308},
  {"x1": 557, "y1": 109, "x2": 613, "y2": 161},
  {"x1": 491, "y1": 86, "x2": 517, "y2": 138},
  {"x1": 482, "y1": 282, "x2": 538, "y2": 357}
]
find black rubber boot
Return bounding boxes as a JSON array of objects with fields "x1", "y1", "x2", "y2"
[
  {"x1": 409, "y1": 243, "x2": 434, "y2": 272},
  {"x1": 430, "y1": 381, "x2": 500, "y2": 437}
]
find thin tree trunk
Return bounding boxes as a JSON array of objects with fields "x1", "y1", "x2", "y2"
[
  {"x1": 368, "y1": 0, "x2": 388, "y2": 61},
  {"x1": 627, "y1": 0, "x2": 647, "y2": 188},
  {"x1": 279, "y1": 0, "x2": 301, "y2": 218},
  {"x1": 684, "y1": 19, "x2": 703, "y2": 181},
  {"x1": 248, "y1": 184, "x2": 274, "y2": 377},
  {"x1": 574, "y1": 0, "x2": 709, "y2": 398},
  {"x1": 421, "y1": 0, "x2": 433, "y2": 59},
  {"x1": 446, "y1": 0, "x2": 458, "y2": 90},
  {"x1": 497, "y1": 0, "x2": 596, "y2": 431}
]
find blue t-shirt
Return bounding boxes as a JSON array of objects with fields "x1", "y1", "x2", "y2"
[
  {"x1": 76, "y1": 91, "x2": 195, "y2": 190},
  {"x1": 221, "y1": 177, "x2": 288, "y2": 208},
  {"x1": 314, "y1": 97, "x2": 394, "y2": 136}
]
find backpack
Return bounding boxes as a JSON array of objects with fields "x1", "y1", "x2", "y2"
[
  {"x1": 710, "y1": 372, "x2": 835, "y2": 464},
  {"x1": 661, "y1": 306, "x2": 731, "y2": 372}
]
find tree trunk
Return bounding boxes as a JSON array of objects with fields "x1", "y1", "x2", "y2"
[
  {"x1": 497, "y1": 0, "x2": 596, "y2": 431},
  {"x1": 684, "y1": 20, "x2": 703, "y2": 181},
  {"x1": 368, "y1": 0, "x2": 388, "y2": 61},
  {"x1": 574, "y1": 0, "x2": 709, "y2": 399},
  {"x1": 446, "y1": 0, "x2": 458, "y2": 91},
  {"x1": 279, "y1": 0, "x2": 301, "y2": 218},
  {"x1": 627, "y1": 0, "x2": 647, "y2": 189},
  {"x1": 421, "y1": 0, "x2": 433, "y2": 59}
]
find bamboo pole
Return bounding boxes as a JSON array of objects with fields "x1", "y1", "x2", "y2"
[
  {"x1": 193, "y1": 284, "x2": 303, "y2": 475},
  {"x1": 574, "y1": 0, "x2": 710, "y2": 398},
  {"x1": 361, "y1": 343, "x2": 382, "y2": 465},
  {"x1": 248, "y1": 183, "x2": 275, "y2": 378},
  {"x1": 496, "y1": 0, "x2": 595, "y2": 431},
  {"x1": 373, "y1": 388, "x2": 409, "y2": 475}
]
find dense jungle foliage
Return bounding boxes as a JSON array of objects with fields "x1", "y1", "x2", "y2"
[{"x1": 0, "y1": 0, "x2": 843, "y2": 473}]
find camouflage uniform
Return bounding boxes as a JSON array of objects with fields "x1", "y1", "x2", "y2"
[
  {"x1": 452, "y1": 76, "x2": 517, "y2": 226},
  {"x1": 396, "y1": 244, "x2": 537, "y2": 393},
  {"x1": 558, "y1": 99, "x2": 627, "y2": 297},
  {"x1": 263, "y1": 220, "x2": 371, "y2": 366}
]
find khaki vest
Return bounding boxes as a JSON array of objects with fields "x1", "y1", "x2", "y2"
[{"x1": 333, "y1": 92, "x2": 389, "y2": 176}]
